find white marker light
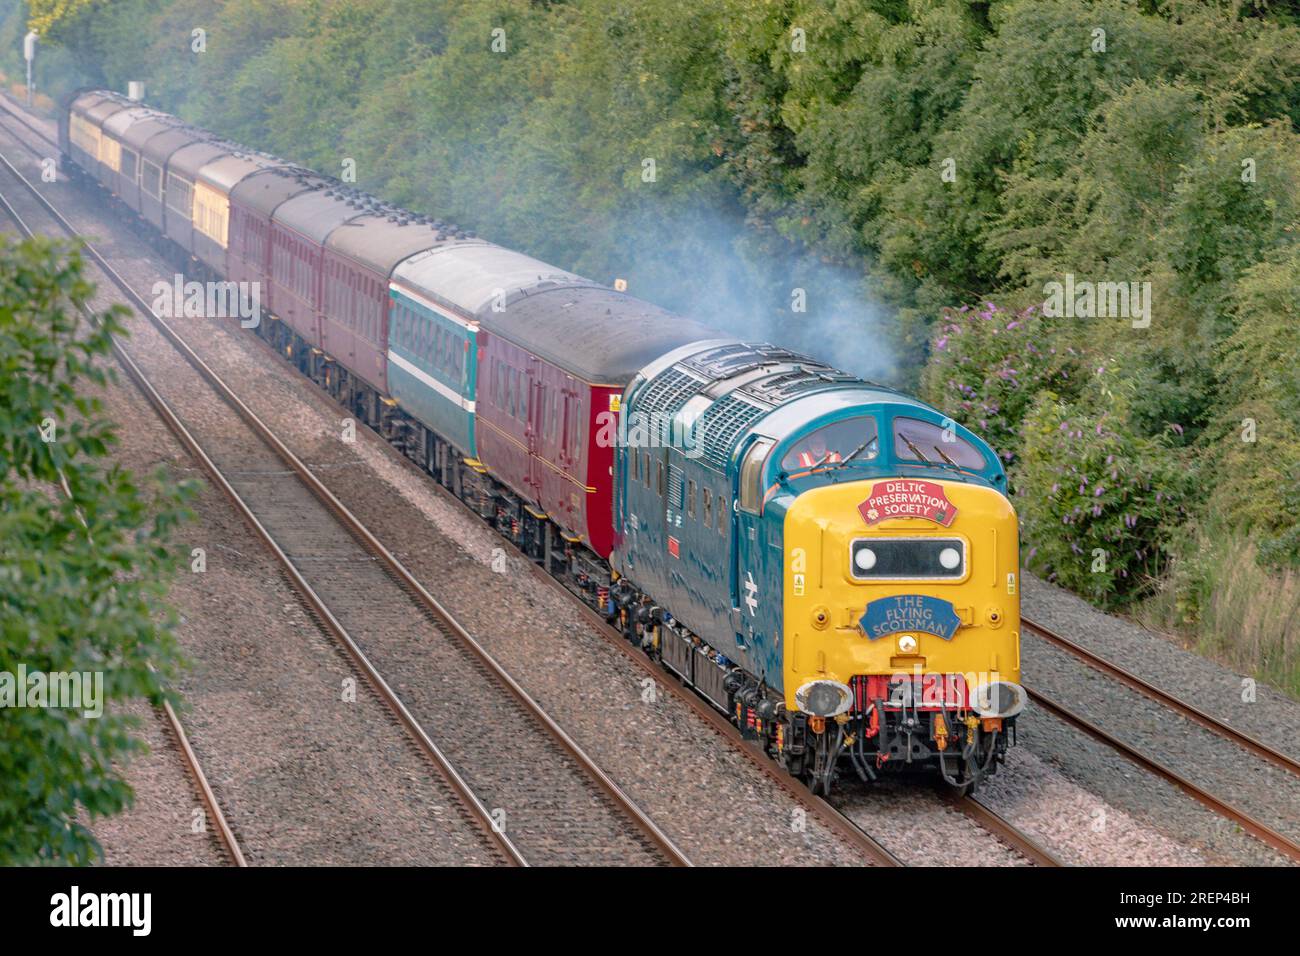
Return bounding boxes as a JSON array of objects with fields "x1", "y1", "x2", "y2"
[
  {"x1": 854, "y1": 547, "x2": 876, "y2": 571},
  {"x1": 897, "y1": 634, "x2": 918, "y2": 654},
  {"x1": 939, "y1": 546, "x2": 961, "y2": 570}
]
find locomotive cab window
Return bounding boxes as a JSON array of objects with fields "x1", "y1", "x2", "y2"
[
  {"x1": 893, "y1": 417, "x2": 986, "y2": 470},
  {"x1": 782, "y1": 416, "x2": 878, "y2": 472}
]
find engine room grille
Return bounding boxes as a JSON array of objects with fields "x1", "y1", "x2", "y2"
[
  {"x1": 635, "y1": 366, "x2": 704, "y2": 417},
  {"x1": 692, "y1": 395, "x2": 769, "y2": 470}
]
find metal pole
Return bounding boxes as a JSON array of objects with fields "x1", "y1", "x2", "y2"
[{"x1": 23, "y1": 31, "x2": 37, "y2": 108}]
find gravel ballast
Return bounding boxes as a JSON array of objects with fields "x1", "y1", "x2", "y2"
[{"x1": 7, "y1": 109, "x2": 1297, "y2": 866}]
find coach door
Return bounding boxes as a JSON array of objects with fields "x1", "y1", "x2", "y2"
[{"x1": 525, "y1": 358, "x2": 544, "y2": 500}]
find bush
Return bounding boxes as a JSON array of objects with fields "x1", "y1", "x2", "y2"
[
  {"x1": 1016, "y1": 397, "x2": 1190, "y2": 606},
  {"x1": 920, "y1": 301, "x2": 1084, "y2": 470}
]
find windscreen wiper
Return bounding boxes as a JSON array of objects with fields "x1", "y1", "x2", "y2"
[
  {"x1": 839, "y1": 437, "x2": 876, "y2": 464},
  {"x1": 899, "y1": 432, "x2": 930, "y2": 463},
  {"x1": 932, "y1": 444, "x2": 958, "y2": 467}
]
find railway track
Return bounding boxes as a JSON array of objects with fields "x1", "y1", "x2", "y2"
[
  {"x1": 1022, "y1": 616, "x2": 1300, "y2": 779},
  {"x1": 1015, "y1": 616, "x2": 1300, "y2": 862},
  {"x1": 0, "y1": 143, "x2": 688, "y2": 867},
  {"x1": 0, "y1": 178, "x2": 247, "y2": 869},
  {"x1": 156, "y1": 696, "x2": 248, "y2": 866},
  {"x1": 6, "y1": 93, "x2": 1262, "y2": 868},
  {"x1": 0, "y1": 104, "x2": 1051, "y2": 867}
]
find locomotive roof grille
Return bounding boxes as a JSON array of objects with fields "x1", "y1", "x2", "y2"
[
  {"x1": 634, "y1": 367, "x2": 707, "y2": 418},
  {"x1": 692, "y1": 394, "x2": 770, "y2": 470},
  {"x1": 684, "y1": 343, "x2": 811, "y2": 379},
  {"x1": 746, "y1": 368, "x2": 864, "y2": 403}
]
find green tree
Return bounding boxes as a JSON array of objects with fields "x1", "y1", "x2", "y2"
[{"x1": 0, "y1": 236, "x2": 194, "y2": 864}]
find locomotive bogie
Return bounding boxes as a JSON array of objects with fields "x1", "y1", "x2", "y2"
[{"x1": 59, "y1": 87, "x2": 1023, "y2": 795}]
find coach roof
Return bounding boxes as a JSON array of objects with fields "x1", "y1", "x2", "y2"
[{"x1": 483, "y1": 285, "x2": 719, "y2": 385}]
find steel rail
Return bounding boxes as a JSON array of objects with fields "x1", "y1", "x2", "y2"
[
  {"x1": 0, "y1": 175, "x2": 248, "y2": 869},
  {"x1": 0, "y1": 142, "x2": 688, "y2": 867},
  {"x1": 953, "y1": 796, "x2": 1063, "y2": 867},
  {"x1": 0, "y1": 147, "x2": 528, "y2": 867},
  {"x1": 4, "y1": 99, "x2": 947, "y2": 868},
  {"x1": 1027, "y1": 685, "x2": 1300, "y2": 863},
  {"x1": 1023, "y1": 616, "x2": 1300, "y2": 780}
]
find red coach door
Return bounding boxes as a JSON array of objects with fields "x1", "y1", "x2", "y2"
[{"x1": 525, "y1": 358, "x2": 544, "y2": 501}]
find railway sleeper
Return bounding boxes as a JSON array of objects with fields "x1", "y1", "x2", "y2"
[{"x1": 67, "y1": 168, "x2": 1005, "y2": 796}]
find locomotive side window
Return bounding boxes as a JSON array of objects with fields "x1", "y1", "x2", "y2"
[
  {"x1": 687, "y1": 479, "x2": 696, "y2": 518},
  {"x1": 656, "y1": 460, "x2": 665, "y2": 498},
  {"x1": 738, "y1": 438, "x2": 775, "y2": 513},
  {"x1": 893, "y1": 417, "x2": 986, "y2": 469},
  {"x1": 643, "y1": 452, "x2": 651, "y2": 489},
  {"x1": 718, "y1": 493, "x2": 727, "y2": 533}
]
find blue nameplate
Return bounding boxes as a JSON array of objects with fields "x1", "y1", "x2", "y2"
[{"x1": 859, "y1": 595, "x2": 962, "y2": 641}]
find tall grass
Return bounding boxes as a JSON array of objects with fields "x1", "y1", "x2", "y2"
[{"x1": 1141, "y1": 531, "x2": 1300, "y2": 698}]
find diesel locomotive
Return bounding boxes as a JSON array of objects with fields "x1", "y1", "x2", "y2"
[{"x1": 61, "y1": 88, "x2": 1025, "y2": 794}]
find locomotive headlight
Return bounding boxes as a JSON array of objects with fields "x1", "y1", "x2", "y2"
[
  {"x1": 897, "y1": 634, "x2": 918, "y2": 654},
  {"x1": 938, "y1": 547, "x2": 961, "y2": 570},
  {"x1": 971, "y1": 681, "x2": 1027, "y2": 719},
  {"x1": 795, "y1": 679, "x2": 854, "y2": 718},
  {"x1": 854, "y1": 547, "x2": 877, "y2": 572}
]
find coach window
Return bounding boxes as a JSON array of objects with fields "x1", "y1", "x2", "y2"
[
  {"x1": 703, "y1": 487, "x2": 712, "y2": 526},
  {"x1": 142, "y1": 160, "x2": 161, "y2": 199},
  {"x1": 643, "y1": 453, "x2": 651, "y2": 489},
  {"x1": 656, "y1": 460, "x2": 665, "y2": 498},
  {"x1": 717, "y1": 493, "x2": 728, "y2": 533},
  {"x1": 738, "y1": 438, "x2": 775, "y2": 514},
  {"x1": 687, "y1": 479, "x2": 696, "y2": 519}
]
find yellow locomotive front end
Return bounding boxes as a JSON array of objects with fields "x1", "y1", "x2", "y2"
[{"x1": 781, "y1": 475, "x2": 1022, "y2": 793}]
